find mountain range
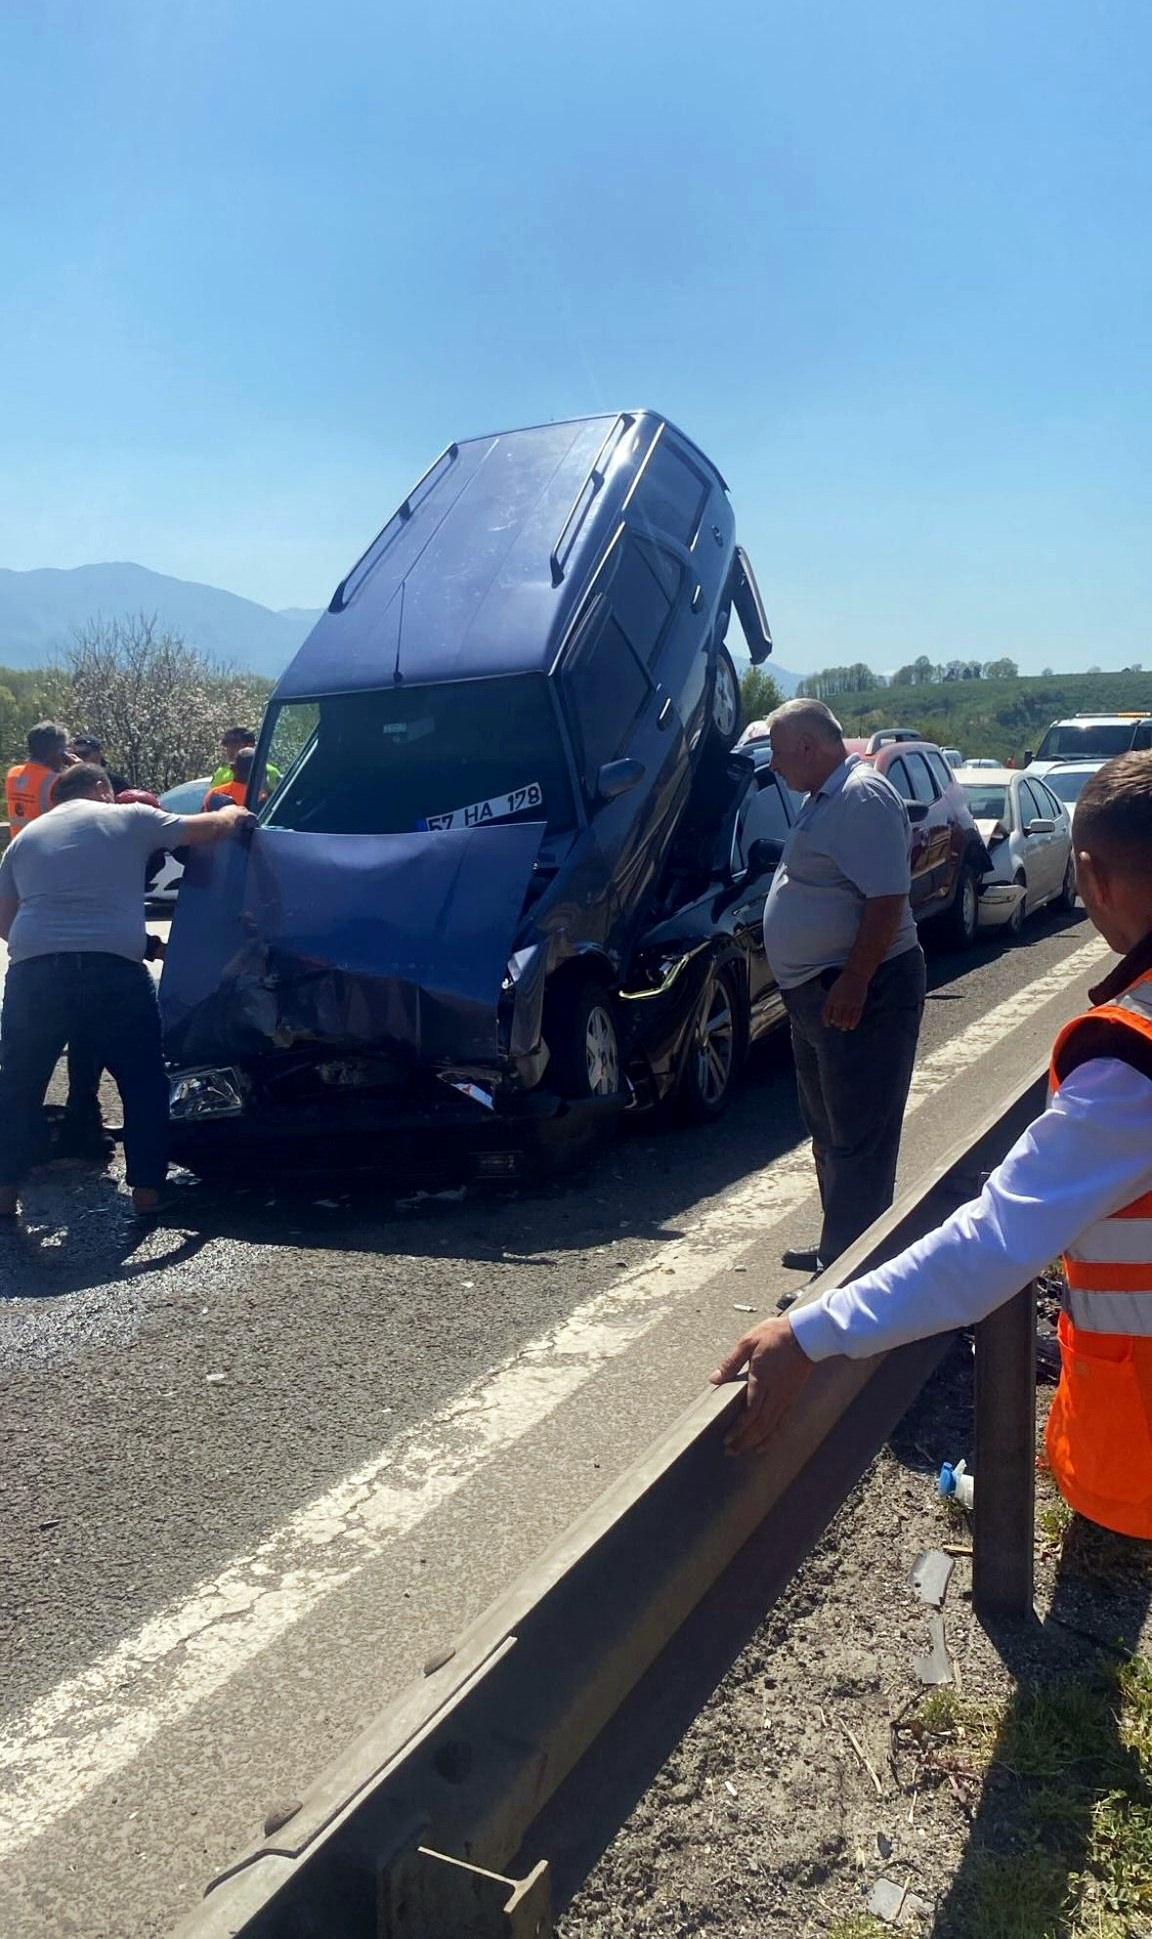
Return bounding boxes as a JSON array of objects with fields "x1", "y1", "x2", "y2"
[{"x1": 0, "y1": 560, "x2": 803, "y2": 691}]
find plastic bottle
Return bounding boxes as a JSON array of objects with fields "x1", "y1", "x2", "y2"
[{"x1": 938, "y1": 1458, "x2": 974, "y2": 1510}]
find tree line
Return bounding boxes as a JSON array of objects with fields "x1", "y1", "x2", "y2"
[
  {"x1": 1, "y1": 614, "x2": 273, "y2": 793},
  {"x1": 798, "y1": 655, "x2": 1020, "y2": 700}
]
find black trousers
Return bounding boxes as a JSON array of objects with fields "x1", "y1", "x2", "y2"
[
  {"x1": 782, "y1": 945, "x2": 926, "y2": 1267},
  {"x1": 0, "y1": 953, "x2": 169, "y2": 1190}
]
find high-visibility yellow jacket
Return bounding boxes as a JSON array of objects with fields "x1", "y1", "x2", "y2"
[{"x1": 1047, "y1": 969, "x2": 1152, "y2": 1538}]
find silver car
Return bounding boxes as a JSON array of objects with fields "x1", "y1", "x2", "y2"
[
  {"x1": 1039, "y1": 760, "x2": 1106, "y2": 825},
  {"x1": 954, "y1": 766, "x2": 1077, "y2": 938},
  {"x1": 146, "y1": 777, "x2": 211, "y2": 907}
]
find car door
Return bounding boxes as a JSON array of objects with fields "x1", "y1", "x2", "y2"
[
  {"x1": 1018, "y1": 777, "x2": 1059, "y2": 900},
  {"x1": 1033, "y1": 777, "x2": 1072, "y2": 896},
  {"x1": 884, "y1": 756, "x2": 935, "y2": 915},
  {"x1": 559, "y1": 581, "x2": 688, "y2": 962},
  {"x1": 726, "y1": 773, "x2": 793, "y2": 1035},
  {"x1": 902, "y1": 752, "x2": 950, "y2": 902}
]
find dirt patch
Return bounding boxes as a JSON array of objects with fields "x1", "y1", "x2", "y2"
[{"x1": 559, "y1": 1300, "x2": 1152, "y2": 1939}]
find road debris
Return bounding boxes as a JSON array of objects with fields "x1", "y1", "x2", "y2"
[
  {"x1": 909, "y1": 1549, "x2": 954, "y2": 1609},
  {"x1": 868, "y1": 1876, "x2": 933, "y2": 1926},
  {"x1": 915, "y1": 1611, "x2": 954, "y2": 1686}
]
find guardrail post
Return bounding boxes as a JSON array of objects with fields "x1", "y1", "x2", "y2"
[{"x1": 972, "y1": 1280, "x2": 1036, "y2": 1619}]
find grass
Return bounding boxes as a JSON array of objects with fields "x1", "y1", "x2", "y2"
[
  {"x1": 905, "y1": 1658, "x2": 1152, "y2": 1938},
  {"x1": 825, "y1": 1919, "x2": 889, "y2": 1939}
]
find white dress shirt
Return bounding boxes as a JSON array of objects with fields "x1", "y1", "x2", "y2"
[{"x1": 789, "y1": 1058, "x2": 1152, "y2": 1362}]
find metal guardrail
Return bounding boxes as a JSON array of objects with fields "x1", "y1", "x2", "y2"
[{"x1": 173, "y1": 1061, "x2": 1047, "y2": 1939}]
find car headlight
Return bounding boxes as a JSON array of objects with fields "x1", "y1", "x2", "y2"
[{"x1": 169, "y1": 1067, "x2": 248, "y2": 1121}]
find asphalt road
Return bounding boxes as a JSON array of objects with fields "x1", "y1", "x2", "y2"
[{"x1": 0, "y1": 905, "x2": 1111, "y2": 1937}]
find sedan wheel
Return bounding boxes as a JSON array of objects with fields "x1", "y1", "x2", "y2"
[
  {"x1": 1006, "y1": 875, "x2": 1026, "y2": 939},
  {"x1": 676, "y1": 964, "x2": 746, "y2": 1123},
  {"x1": 1057, "y1": 853, "x2": 1078, "y2": 912},
  {"x1": 584, "y1": 1002, "x2": 620, "y2": 1098}
]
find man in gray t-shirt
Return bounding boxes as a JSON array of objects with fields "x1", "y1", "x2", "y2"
[
  {"x1": 761, "y1": 700, "x2": 926, "y2": 1280},
  {"x1": 0, "y1": 762, "x2": 253, "y2": 1220}
]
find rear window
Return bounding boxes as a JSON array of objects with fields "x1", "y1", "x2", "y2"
[
  {"x1": 631, "y1": 438, "x2": 710, "y2": 546},
  {"x1": 961, "y1": 783, "x2": 1009, "y2": 822},
  {"x1": 1035, "y1": 722, "x2": 1141, "y2": 761},
  {"x1": 259, "y1": 676, "x2": 574, "y2": 836},
  {"x1": 1046, "y1": 768, "x2": 1094, "y2": 804}
]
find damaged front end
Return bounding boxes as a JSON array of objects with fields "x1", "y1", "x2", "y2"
[{"x1": 160, "y1": 823, "x2": 577, "y2": 1172}]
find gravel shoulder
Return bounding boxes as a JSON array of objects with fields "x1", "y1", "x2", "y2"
[{"x1": 560, "y1": 1297, "x2": 1152, "y2": 1939}]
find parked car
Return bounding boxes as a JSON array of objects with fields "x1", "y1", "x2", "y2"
[
  {"x1": 162, "y1": 412, "x2": 776, "y2": 1175},
  {"x1": 954, "y1": 767, "x2": 1076, "y2": 938},
  {"x1": 1027, "y1": 714, "x2": 1152, "y2": 776},
  {"x1": 940, "y1": 747, "x2": 963, "y2": 769},
  {"x1": 1038, "y1": 760, "x2": 1106, "y2": 823},
  {"x1": 146, "y1": 777, "x2": 211, "y2": 907},
  {"x1": 853, "y1": 735, "x2": 989, "y2": 947}
]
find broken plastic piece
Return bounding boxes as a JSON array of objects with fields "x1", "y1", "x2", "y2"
[{"x1": 937, "y1": 1458, "x2": 974, "y2": 1510}]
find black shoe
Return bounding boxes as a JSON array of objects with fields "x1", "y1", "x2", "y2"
[{"x1": 780, "y1": 1245, "x2": 821, "y2": 1272}]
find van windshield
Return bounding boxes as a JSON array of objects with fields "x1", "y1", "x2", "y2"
[
  {"x1": 259, "y1": 676, "x2": 575, "y2": 836},
  {"x1": 1035, "y1": 722, "x2": 1140, "y2": 761}
]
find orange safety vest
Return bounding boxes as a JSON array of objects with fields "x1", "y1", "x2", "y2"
[
  {"x1": 5, "y1": 760, "x2": 59, "y2": 828},
  {"x1": 1046, "y1": 969, "x2": 1152, "y2": 1539},
  {"x1": 204, "y1": 778, "x2": 249, "y2": 809}
]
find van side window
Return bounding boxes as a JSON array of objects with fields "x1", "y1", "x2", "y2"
[
  {"x1": 632, "y1": 439, "x2": 709, "y2": 546},
  {"x1": 611, "y1": 536, "x2": 683, "y2": 669},
  {"x1": 562, "y1": 611, "x2": 651, "y2": 783}
]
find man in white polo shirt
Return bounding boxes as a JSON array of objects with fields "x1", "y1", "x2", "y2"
[
  {"x1": 0, "y1": 762, "x2": 253, "y2": 1221},
  {"x1": 762, "y1": 700, "x2": 926, "y2": 1281}
]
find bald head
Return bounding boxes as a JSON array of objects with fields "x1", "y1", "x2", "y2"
[{"x1": 765, "y1": 698, "x2": 848, "y2": 795}]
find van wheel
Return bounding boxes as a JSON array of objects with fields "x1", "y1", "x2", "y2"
[
  {"x1": 936, "y1": 865, "x2": 979, "y2": 950},
  {"x1": 675, "y1": 962, "x2": 747, "y2": 1123},
  {"x1": 545, "y1": 979, "x2": 622, "y2": 1101},
  {"x1": 708, "y1": 646, "x2": 743, "y2": 749},
  {"x1": 1057, "y1": 854, "x2": 1078, "y2": 912}
]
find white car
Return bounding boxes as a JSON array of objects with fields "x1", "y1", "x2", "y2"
[
  {"x1": 1038, "y1": 760, "x2": 1106, "y2": 824},
  {"x1": 146, "y1": 777, "x2": 211, "y2": 907},
  {"x1": 954, "y1": 766, "x2": 1077, "y2": 939},
  {"x1": 940, "y1": 747, "x2": 964, "y2": 769}
]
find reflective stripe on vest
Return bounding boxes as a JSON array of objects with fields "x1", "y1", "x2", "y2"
[{"x1": 1049, "y1": 975, "x2": 1152, "y2": 1336}]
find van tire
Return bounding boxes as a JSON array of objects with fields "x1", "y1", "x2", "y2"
[
  {"x1": 708, "y1": 646, "x2": 743, "y2": 750},
  {"x1": 544, "y1": 978, "x2": 623, "y2": 1102}
]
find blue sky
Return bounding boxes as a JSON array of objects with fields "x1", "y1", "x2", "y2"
[{"x1": 2, "y1": 0, "x2": 1149, "y2": 674}]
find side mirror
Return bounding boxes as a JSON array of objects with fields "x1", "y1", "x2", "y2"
[
  {"x1": 1026, "y1": 817, "x2": 1056, "y2": 835},
  {"x1": 906, "y1": 800, "x2": 930, "y2": 824},
  {"x1": 745, "y1": 836, "x2": 785, "y2": 876},
  {"x1": 597, "y1": 756, "x2": 646, "y2": 802}
]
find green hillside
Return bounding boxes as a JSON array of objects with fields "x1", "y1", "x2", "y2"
[{"x1": 825, "y1": 670, "x2": 1152, "y2": 764}]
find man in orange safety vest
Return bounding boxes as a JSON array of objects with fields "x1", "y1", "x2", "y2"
[
  {"x1": 5, "y1": 721, "x2": 74, "y2": 829},
  {"x1": 715, "y1": 751, "x2": 1152, "y2": 1541}
]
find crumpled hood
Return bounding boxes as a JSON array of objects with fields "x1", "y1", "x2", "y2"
[{"x1": 161, "y1": 824, "x2": 545, "y2": 1069}]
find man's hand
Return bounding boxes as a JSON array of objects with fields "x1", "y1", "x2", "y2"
[
  {"x1": 181, "y1": 806, "x2": 258, "y2": 847},
  {"x1": 216, "y1": 804, "x2": 257, "y2": 836},
  {"x1": 710, "y1": 1316, "x2": 814, "y2": 1455},
  {"x1": 821, "y1": 967, "x2": 870, "y2": 1030}
]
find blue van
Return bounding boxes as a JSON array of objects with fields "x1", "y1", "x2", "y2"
[{"x1": 164, "y1": 411, "x2": 774, "y2": 1171}]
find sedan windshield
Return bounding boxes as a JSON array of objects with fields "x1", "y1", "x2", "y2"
[
  {"x1": 961, "y1": 783, "x2": 1008, "y2": 823},
  {"x1": 259, "y1": 676, "x2": 575, "y2": 836},
  {"x1": 1035, "y1": 723, "x2": 1139, "y2": 761},
  {"x1": 1045, "y1": 767, "x2": 1095, "y2": 805}
]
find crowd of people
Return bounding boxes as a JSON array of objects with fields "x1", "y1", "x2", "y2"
[{"x1": 0, "y1": 720, "x2": 258, "y2": 1216}]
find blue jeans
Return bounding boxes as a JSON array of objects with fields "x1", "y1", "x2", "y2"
[{"x1": 0, "y1": 953, "x2": 169, "y2": 1190}]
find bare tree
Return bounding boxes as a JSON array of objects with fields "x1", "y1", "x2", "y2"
[{"x1": 62, "y1": 614, "x2": 272, "y2": 791}]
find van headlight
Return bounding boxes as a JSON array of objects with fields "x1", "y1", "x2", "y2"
[{"x1": 169, "y1": 1067, "x2": 247, "y2": 1121}]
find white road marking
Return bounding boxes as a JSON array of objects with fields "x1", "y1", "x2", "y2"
[{"x1": 0, "y1": 933, "x2": 1110, "y2": 1858}]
